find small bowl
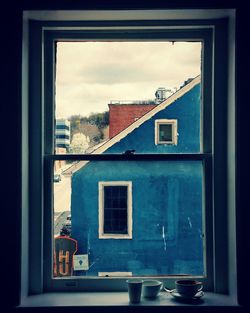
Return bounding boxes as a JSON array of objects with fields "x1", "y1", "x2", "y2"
[{"x1": 142, "y1": 280, "x2": 163, "y2": 298}]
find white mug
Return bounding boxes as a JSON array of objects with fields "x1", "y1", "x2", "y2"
[{"x1": 142, "y1": 280, "x2": 163, "y2": 298}]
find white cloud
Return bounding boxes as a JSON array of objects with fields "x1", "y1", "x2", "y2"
[{"x1": 55, "y1": 41, "x2": 201, "y2": 118}]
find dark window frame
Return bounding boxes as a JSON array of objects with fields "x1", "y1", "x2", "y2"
[
  {"x1": 27, "y1": 17, "x2": 230, "y2": 293},
  {"x1": 98, "y1": 181, "x2": 132, "y2": 239},
  {"x1": 103, "y1": 185, "x2": 128, "y2": 234}
]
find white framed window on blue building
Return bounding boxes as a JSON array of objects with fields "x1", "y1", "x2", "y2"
[
  {"x1": 155, "y1": 119, "x2": 178, "y2": 145},
  {"x1": 98, "y1": 181, "x2": 133, "y2": 239}
]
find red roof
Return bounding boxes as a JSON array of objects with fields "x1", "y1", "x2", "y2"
[{"x1": 108, "y1": 104, "x2": 156, "y2": 138}]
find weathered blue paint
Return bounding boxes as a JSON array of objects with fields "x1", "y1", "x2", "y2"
[
  {"x1": 71, "y1": 161, "x2": 203, "y2": 276},
  {"x1": 105, "y1": 84, "x2": 201, "y2": 154},
  {"x1": 71, "y1": 83, "x2": 204, "y2": 276}
]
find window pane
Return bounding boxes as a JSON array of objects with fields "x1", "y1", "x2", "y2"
[
  {"x1": 103, "y1": 186, "x2": 128, "y2": 234},
  {"x1": 53, "y1": 160, "x2": 75, "y2": 237},
  {"x1": 104, "y1": 186, "x2": 127, "y2": 209},
  {"x1": 53, "y1": 160, "x2": 205, "y2": 277},
  {"x1": 104, "y1": 209, "x2": 128, "y2": 234},
  {"x1": 159, "y1": 124, "x2": 172, "y2": 142},
  {"x1": 55, "y1": 41, "x2": 202, "y2": 154}
]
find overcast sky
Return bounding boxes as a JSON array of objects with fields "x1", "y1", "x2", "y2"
[{"x1": 55, "y1": 41, "x2": 201, "y2": 119}]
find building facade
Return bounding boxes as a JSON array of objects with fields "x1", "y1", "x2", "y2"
[{"x1": 70, "y1": 77, "x2": 203, "y2": 277}]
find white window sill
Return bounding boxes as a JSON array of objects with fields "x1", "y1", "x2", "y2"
[{"x1": 19, "y1": 291, "x2": 238, "y2": 308}]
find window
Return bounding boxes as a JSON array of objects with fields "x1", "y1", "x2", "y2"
[
  {"x1": 55, "y1": 134, "x2": 70, "y2": 139},
  {"x1": 24, "y1": 10, "x2": 235, "y2": 296},
  {"x1": 99, "y1": 181, "x2": 132, "y2": 239},
  {"x1": 155, "y1": 119, "x2": 178, "y2": 145},
  {"x1": 56, "y1": 125, "x2": 70, "y2": 131},
  {"x1": 35, "y1": 25, "x2": 209, "y2": 290}
]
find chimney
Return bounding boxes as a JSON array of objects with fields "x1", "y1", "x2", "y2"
[
  {"x1": 155, "y1": 87, "x2": 167, "y2": 104},
  {"x1": 108, "y1": 102, "x2": 156, "y2": 138}
]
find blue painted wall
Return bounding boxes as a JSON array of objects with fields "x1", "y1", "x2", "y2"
[
  {"x1": 71, "y1": 83, "x2": 204, "y2": 276},
  {"x1": 71, "y1": 161, "x2": 204, "y2": 276}
]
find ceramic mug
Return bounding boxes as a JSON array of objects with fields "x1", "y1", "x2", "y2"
[
  {"x1": 142, "y1": 280, "x2": 163, "y2": 298},
  {"x1": 175, "y1": 279, "x2": 203, "y2": 297},
  {"x1": 126, "y1": 279, "x2": 143, "y2": 303}
]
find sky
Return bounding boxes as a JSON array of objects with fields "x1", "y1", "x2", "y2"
[{"x1": 55, "y1": 41, "x2": 201, "y2": 119}]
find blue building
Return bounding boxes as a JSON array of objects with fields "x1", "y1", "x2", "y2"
[{"x1": 71, "y1": 76, "x2": 204, "y2": 277}]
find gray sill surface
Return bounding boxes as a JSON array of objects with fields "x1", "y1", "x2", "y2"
[{"x1": 19, "y1": 291, "x2": 238, "y2": 307}]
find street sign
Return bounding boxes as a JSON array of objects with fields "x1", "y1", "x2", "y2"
[{"x1": 73, "y1": 254, "x2": 89, "y2": 271}]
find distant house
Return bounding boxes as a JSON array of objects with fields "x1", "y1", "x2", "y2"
[{"x1": 70, "y1": 76, "x2": 204, "y2": 276}]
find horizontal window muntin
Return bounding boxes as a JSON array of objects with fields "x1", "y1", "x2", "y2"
[{"x1": 46, "y1": 153, "x2": 211, "y2": 162}]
